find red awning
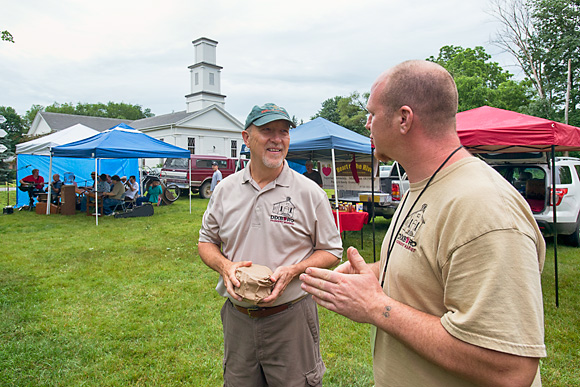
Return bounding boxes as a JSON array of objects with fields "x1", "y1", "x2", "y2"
[{"x1": 456, "y1": 106, "x2": 580, "y2": 153}]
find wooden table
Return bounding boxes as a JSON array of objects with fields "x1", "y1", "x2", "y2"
[{"x1": 332, "y1": 211, "x2": 369, "y2": 248}]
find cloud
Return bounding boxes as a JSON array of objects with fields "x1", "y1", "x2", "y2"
[{"x1": 1, "y1": 0, "x2": 509, "y2": 122}]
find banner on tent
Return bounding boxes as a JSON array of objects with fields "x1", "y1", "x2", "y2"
[{"x1": 320, "y1": 161, "x2": 379, "y2": 191}]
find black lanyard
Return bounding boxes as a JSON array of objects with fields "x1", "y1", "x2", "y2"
[{"x1": 380, "y1": 145, "x2": 463, "y2": 287}]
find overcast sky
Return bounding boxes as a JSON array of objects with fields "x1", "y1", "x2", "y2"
[{"x1": 1, "y1": 0, "x2": 516, "y2": 124}]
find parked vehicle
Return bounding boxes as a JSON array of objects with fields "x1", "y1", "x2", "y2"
[
  {"x1": 379, "y1": 165, "x2": 392, "y2": 177},
  {"x1": 334, "y1": 161, "x2": 409, "y2": 219},
  {"x1": 160, "y1": 155, "x2": 248, "y2": 199},
  {"x1": 380, "y1": 162, "x2": 409, "y2": 202},
  {"x1": 482, "y1": 153, "x2": 580, "y2": 247}
]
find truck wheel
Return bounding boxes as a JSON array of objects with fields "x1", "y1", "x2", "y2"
[
  {"x1": 564, "y1": 217, "x2": 580, "y2": 247},
  {"x1": 199, "y1": 181, "x2": 212, "y2": 199},
  {"x1": 164, "y1": 184, "x2": 181, "y2": 202}
]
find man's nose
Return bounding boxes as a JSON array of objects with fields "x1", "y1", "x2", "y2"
[{"x1": 270, "y1": 132, "x2": 284, "y2": 142}]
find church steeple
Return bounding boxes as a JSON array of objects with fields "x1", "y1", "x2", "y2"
[{"x1": 185, "y1": 37, "x2": 226, "y2": 113}]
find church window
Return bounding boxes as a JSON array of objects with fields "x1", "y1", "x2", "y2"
[
  {"x1": 209, "y1": 73, "x2": 215, "y2": 85},
  {"x1": 195, "y1": 73, "x2": 199, "y2": 85},
  {"x1": 231, "y1": 140, "x2": 237, "y2": 157},
  {"x1": 188, "y1": 137, "x2": 195, "y2": 154}
]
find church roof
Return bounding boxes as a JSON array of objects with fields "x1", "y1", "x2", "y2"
[
  {"x1": 38, "y1": 111, "x2": 132, "y2": 132},
  {"x1": 131, "y1": 110, "x2": 191, "y2": 129},
  {"x1": 132, "y1": 105, "x2": 243, "y2": 130}
]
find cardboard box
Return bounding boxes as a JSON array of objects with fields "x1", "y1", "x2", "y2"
[
  {"x1": 358, "y1": 193, "x2": 390, "y2": 204},
  {"x1": 35, "y1": 202, "x2": 60, "y2": 215}
]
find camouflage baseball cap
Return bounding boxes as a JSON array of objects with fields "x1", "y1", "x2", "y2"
[{"x1": 244, "y1": 103, "x2": 296, "y2": 130}]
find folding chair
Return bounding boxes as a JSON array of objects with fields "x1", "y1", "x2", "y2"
[
  {"x1": 124, "y1": 197, "x2": 136, "y2": 209},
  {"x1": 111, "y1": 200, "x2": 126, "y2": 214}
]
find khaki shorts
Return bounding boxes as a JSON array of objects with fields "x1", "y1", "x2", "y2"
[{"x1": 220, "y1": 295, "x2": 326, "y2": 387}]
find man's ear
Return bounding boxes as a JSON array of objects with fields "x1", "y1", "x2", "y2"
[
  {"x1": 242, "y1": 130, "x2": 250, "y2": 147},
  {"x1": 399, "y1": 106, "x2": 414, "y2": 135}
]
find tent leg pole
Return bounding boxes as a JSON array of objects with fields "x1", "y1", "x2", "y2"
[
  {"x1": 331, "y1": 149, "x2": 340, "y2": 253},
  {"x1": 189, "y1": 155, "x2": 192, "y2": 214},
  {"x1": 95, "y1": 158, "x2": 99, "y2": 226},
  {"x1": 47, "y1": 153, "x2": 53, "y2": 214},
  {"x1": 551, "y1": 146, "x2": 559, "y2": 307}
]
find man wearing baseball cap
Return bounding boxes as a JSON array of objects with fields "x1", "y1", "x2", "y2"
[
  {"x1": 210, "y1": 161, "x2": 222, "y2": 194},
  {"x1": 199, "y1": 103, "x2": 342, "y2": 386}
]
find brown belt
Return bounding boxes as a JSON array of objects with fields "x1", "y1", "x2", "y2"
[{"x1": 232, "y1": 295, "x2": 308, "y2": 319}]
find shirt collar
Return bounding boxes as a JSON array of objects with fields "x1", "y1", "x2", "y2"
[{"x1": 242, "y1": 160, "x2": 291, "y2": 188}]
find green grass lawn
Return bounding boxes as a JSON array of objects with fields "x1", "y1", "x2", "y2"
[{"x1": 0, "y1": 192, "x2": 578, "y2": 386}]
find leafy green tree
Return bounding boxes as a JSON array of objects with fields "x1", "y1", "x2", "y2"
[
  {"x1": 428, "y1": 45, "x2": 533, "y2": 112},
  {"x1": 531, "y1": 0, "x2": 580, "y2": 125},
  {"x1": 1, "y1": 30, "x2": 14, "y2": 43},
  {"x1": 490, "y1": 0, "x2": 580, "y2": 125},
  {"x1": 290, "y1": 115, "x2": 304, "y2": 128},
  {"x1": 24, "y1": 105, "x2": 44, "y2": 127},
  {"x1": 311, "y1": 96, "x2": 341, "y2": 123},
  {"x1": 0, "y1": 107, "x2": 27, "y2": 183},
  {"x1": 312, "y1": 93, "x2": 369, "y2": 136},
  {"x1": 45, "y1": 102, "x2": 76, "y2": 115},
  {"x1": 489, "y1": 0, "x2": 546, "y2": 98},
  {"x1": 0, "y1": 107, "x2": 27, "y2": 149},
  {"x1": 44, "y1": 101, "x2": 154, "y2": 120},
  {"x1": 337, "y1": 92, "x2": 369, "y2": 136}
]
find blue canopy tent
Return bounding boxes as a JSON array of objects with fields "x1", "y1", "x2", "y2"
[
  {"x1": 287, "y1": 118, "x2": 374, "y2": 241},
  {"x1": 287, "y1": 117, "x2": 372, "y2": 161},
  {"x1": 51, "y1": 124, "x2": 190, "y2": 159},
  {"x1": 51, "y1": 125, "x2": 191, "y2": 224}
]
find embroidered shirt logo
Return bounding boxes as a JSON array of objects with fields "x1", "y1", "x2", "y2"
[
  {"x1": 270, "y1": 197, "x2": 295, "y2": 225},
  {"x1": 396, "y1": 203, "x2": 427, "y2": 252}
]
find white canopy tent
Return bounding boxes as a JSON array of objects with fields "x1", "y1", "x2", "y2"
[{"x1": 16, "y1": 124, "x2": 99, "y2": 156}]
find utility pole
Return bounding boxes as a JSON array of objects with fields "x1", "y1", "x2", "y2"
[
  {"x1": 565, "y1": 59, "x2": 571, "y2": 125},
  {"x1": 563, "y1": 59, "x2": 571, "y2": 157}
]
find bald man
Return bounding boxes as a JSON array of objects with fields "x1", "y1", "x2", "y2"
[{"x1": 301, "y1": 60, "x2": 546, "y2": 387}]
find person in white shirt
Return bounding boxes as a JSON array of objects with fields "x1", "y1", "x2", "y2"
[{"x1": 124, "y1": 175, "x2": 139, "y2": 200}]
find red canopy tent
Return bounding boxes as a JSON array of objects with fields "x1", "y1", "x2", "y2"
[
  {"x1": 457, "y1": 106, "x2": 580, "y2": 152},
  {"x1": 455, "y1": 106, "x2": 580, "y2": 306}
]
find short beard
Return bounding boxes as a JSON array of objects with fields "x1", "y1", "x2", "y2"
[{"x1": 262, "y1": 156, "x2": 284, "y2": 169}]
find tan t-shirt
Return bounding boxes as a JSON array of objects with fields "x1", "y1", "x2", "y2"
[
  {"x1": 109, "y1": 181, "x2": 126, "y2": 200},
  {"x1": 374, "y1": 157, "x2": 546, "y2": 387}
]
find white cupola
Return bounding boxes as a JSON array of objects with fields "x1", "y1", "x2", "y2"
[{"x1": 185, "y1": 37, "x2": 226, "y2": 113}]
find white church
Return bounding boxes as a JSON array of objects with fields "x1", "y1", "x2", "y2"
[{"x1": 27, "y1": 37, "x2": 244, "y2": 160}]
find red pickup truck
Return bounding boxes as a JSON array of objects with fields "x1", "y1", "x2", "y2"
[{"x1": 160, "y1": 155, "x2": 248, "y2": 198}]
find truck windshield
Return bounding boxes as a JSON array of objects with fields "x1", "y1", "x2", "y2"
[
  {"x1": 196, "y1": 159, "x2": 228, "y2": 169},
  {"x1": 164, "y1": 158, "x2": 189, "y2": 168}
]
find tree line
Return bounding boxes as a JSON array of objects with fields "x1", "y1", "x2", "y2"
[{"x1": 0, "y1": 102, "x2": 153, "y2": 183}]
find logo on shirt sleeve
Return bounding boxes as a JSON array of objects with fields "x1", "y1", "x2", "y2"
[{"x1": 270, "y1": 197, "x2": 295, "y2": 225}]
